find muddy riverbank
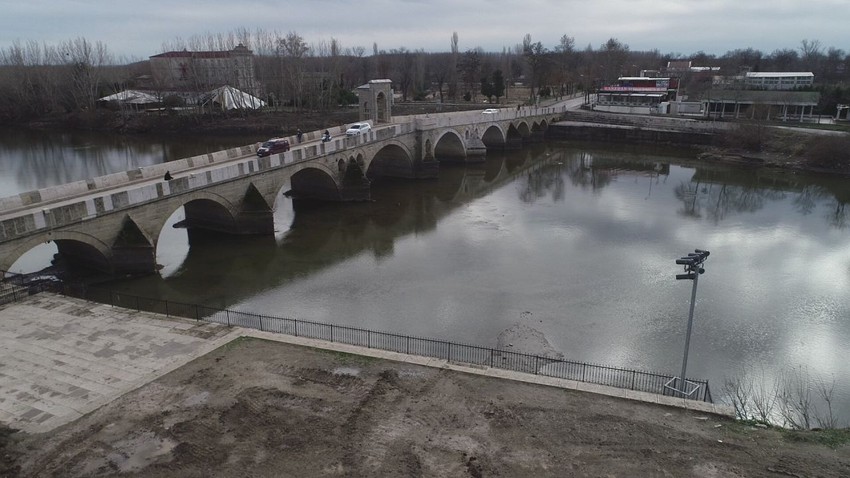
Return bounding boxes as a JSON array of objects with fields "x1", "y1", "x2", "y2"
[{"x1": 2, "y1": 335, "x2": 849, "y2": 477}]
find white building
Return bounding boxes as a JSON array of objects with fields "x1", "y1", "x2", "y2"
[
  {"x1": 744, "y1": 72, "x2": 814, "y2": 90},
  {"x1": 702, "y1": 90, "x2": 820, "y2": 122},
  {"x1": 149, "y1": 44, "x2": 258, "y2": 96},
  {"x1": 594, "y1": 77, "x2": 678, "y2": 114}
]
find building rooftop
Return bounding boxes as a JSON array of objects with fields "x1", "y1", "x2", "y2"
[
  {"x1": 703, "y1": 89, "x2": 820, "y2": 104},
  {"x1": 745, "y1": 72, "x2": 813, "y2": 78}
]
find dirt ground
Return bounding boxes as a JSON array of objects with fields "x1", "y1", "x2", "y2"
[{"x1": 2, "y1": 337, "x2": 848, "y2": 478}]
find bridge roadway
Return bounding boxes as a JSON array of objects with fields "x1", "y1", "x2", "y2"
[{"x1": 0, "y1": 104, "x2": 566, "y2": 275}]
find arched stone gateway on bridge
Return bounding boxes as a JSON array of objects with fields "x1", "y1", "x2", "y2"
[
  {"x1": 1, "y1": 101, "x2": 564, "y2": 275},
  {"x1": 357, "y1": 79, "x2": 393, "y2": 124}
]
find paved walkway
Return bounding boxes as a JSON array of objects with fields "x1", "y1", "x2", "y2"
[
  {"x1": 0, "y1": 293, "x2": 732, "y2": 434},
  {"x1": 0, "y1": 294, "x2": 239, "y2": 433}
]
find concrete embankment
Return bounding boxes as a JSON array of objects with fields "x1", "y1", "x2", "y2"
[
  {"x1": 0, "y1": 293, "x2": 731, "y2": 434},
  {"x1": 546, "y1": 110, "x2": 720, "y2": 146}
]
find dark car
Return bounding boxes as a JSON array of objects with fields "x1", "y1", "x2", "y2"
[{"x1": 256, "y1": 138, "x2": 290, "y2": 157}]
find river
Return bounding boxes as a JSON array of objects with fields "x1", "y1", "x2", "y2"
[{"x1": 2, "y1": 127, "x2": 849, "y2": 424}]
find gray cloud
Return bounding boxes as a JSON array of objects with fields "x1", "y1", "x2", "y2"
[{"x1": 1, "y1": 0, "x2": 847, "y2": 60}]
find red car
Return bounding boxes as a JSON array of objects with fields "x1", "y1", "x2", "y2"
[{"x1": 257, "y1": 138, "x2": 290, "y2": 157}]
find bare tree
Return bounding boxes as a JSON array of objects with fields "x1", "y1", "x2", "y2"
[
  {"x1": 430, "y1": 53, "x2": 450, "y2": 103},
  {"x1": 522, "y1": 34, "x2": 549, "y2": 101},
  {"x1": 722, "y1": 365, "x2": 779, "y2": 423},
  {"x1": 778, "y1": 366, "x2": 814, "y2": 429},
  {"x1": 822, "y1": 47, "x2": 846, "y2": 82},
  {"x1": 599, "y1": 37, "x2": 629, "y2": 86},
  {"x1": 724, "y1": 365, "x2": 845, "y2": 430},
  {"x1": 799, "y1": 38, "x2": 823, "y2": 71},
  {"x1": 555, "y1": 34, "x2": 576, "y2": 97},
  {"x1": 814, "y1": 377, "x2": 840, "y2": 429},
  {"x1": 767, "y1": 48, "x2": 799, "y2": 72},
  {"x1": 449, "y1": 32, "x2": 459, "y2": 101},
  {"x1": 459, "y1": 49, "x2": 482, "y2": 101},
  {"x1": 395, "y1": 48, "x2": 415, "y2": 101},
  {"x1": 60, "y1": 37, "x2": 112, "y2": 111},
  {"x1": 277, "y1": 31, "x2": 309, "y2": 111}
]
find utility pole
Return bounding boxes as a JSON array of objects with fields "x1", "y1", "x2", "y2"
[{"x1": 667, "y1": 249, "x2": 710, "y2": 399}]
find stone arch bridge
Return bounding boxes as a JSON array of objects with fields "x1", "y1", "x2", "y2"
[{"x1": 0, "y1": 106, "x2": 563, "y2": 275}]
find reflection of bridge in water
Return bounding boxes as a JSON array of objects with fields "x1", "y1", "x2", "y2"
[
  {"x1": 129, "y1": 146, "x2": 553, "y2": 305},
  {"x1": 0, "y1": 106, "x2": 563, "y2": 275}
]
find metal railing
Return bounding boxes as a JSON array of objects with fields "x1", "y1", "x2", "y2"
[
  {"x1": 0, "y1": 270, "x2": 60, "y2": 305},
  {"x1": 0, "y1": 278, "x2": 712, "y2": 403}
]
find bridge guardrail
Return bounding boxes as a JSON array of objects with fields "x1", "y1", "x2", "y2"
[{"x1": 1, "y1": 108, "x2": 564, "y2": 246}]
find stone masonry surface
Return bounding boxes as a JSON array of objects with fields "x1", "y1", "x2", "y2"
[{"x1": 0, "y1": 294, "x2": 238, "y2": 433}]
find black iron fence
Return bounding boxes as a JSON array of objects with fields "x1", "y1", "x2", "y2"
[
  {"x1": 1, "y1": 277, "x2": 712, "y2": 403},
  {"x1": 0, "y1": 270, "x2": 58, "y2": 305}
]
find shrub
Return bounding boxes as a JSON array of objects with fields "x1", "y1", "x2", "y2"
[
  {"x1": 163, "y1": 94, "x2": 185, "y2": 109},
  {"x1": 804, "y1": 135, "x2": 850, "y2": 170}
]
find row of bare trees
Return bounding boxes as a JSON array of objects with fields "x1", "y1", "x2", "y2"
[
  {"x1": 724, "y1": 365, "x2": 843, "y2": 429},
  {"x1": 0, "y1": 37, "x2": 126, "y2": 121},
  {"x1": 2, "y1": 30, "x2": 850, "y2": 124}
]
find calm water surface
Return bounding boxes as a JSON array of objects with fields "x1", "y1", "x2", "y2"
[
  {"x1": 0, "y1": 127, "x2": 258, "y2": 195},
  {"x1": 3, "y1": 129, "x2": 849, "y2": 420}
]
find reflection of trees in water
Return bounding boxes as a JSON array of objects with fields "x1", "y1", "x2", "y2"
[
  {"x1": 826, "y1": 200, "x2": 848, "y2": 229},
  {"x1": 674, "y1": 181, "x2": 701, "y2": 218},
  {"x1": 518, "y1": 151, "x2": 680, "y2": 204},
  {"x1": 675, "y1": 178, "x2": 850, "y2": 227},
  {"x1": 681, "y1": 164, "x2": 850, "y2": 228},
  {"x1": 792, "y1": 186, "x2": 822, "y2": 215},
  {"x1": 790, "y1": 186, "x2": 849, "y2": 228},
  {"x1": 1, "y1": 129, "x2": 254, "y2": 194},
  {"x1": 566, "y1": 152, "x2": 614, "y2": 191},
  {"x1": 518, "y1": 155, "x2": 566, "y2": 203},
  {"x1": 519, "y1": 151, "x2": 617, "y2": 204},
  {"x1": 675, "y1": 181, "x2": 783, "y2": 222}
]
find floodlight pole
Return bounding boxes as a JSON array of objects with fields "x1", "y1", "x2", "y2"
[
  {"x1": 679, "y1": 266, "x2": 699, "y2": 395},
  {"x1": 671, "y1": 249, "x2": 709, "y2": 398}
]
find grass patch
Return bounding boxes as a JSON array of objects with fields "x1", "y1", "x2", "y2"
[
  {"x1": 783, "y1": 428, "x2": 850, "y2": 448},
  {"x1": 228, "y1": 335, "x2": 382, "y2": 365},
  {"x1": 220, "y1": 335, "x2": 252, "y2": 350},
  {"x1": 770, "y1": 122, "x2": 850, "y2": 133},
  {"x1": 321, "y1": 348, "x2": 382, "y2": 365}
]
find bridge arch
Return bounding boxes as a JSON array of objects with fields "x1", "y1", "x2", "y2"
[
  {"x1": 505, "y1": 124, "x2": 527, "y2": 148},
  {"x1": 366, "y1": 142, "x2": 414, "y2": 179},
  {"x1": 513, "y1": 120, "x2": 532, "y2": 138},
  {"x1": 481, "y1": 124, "x2": 507, "y2": 149},
  {"x1": 433, "y1": 130, "x2": 467, "y2": 162},
  {"x1": 0, "y1": 230, "x2": 112, "y2": 274},
  {"x1": 290, "y1": 165, "x2": 343, "y2": 201},
  {"x1": 151, "y1": 190, "x2": 240, "y2": 239}
]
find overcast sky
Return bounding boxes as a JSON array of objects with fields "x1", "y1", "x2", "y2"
[{"x1": 2, "y1": 0, "x2": 847, "y2": 61}]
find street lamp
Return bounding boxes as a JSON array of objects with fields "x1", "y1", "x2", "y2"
[{"x1": 666, "y1": 249, "x2": 710, "y2": 399}]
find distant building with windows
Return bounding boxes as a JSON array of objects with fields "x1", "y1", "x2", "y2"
[
  {"x1": 743, "y1": 72, "x2": 814, "y2": 90},
  {"x1": 701, "y1": 90, "x2": 820, "y2": 122},
  {"x1": 699, "y1": 71, "x2": 819, "y2": 122},
  {"x1": 594, "y1": 77, "x2": 680, "y2": 114},
  {"x1": 149, "y1": 44, "x2": 258, "y2": 96}
]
